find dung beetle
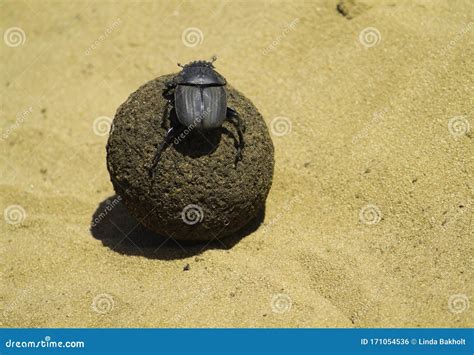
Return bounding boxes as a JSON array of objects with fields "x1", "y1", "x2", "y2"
[{"x1": 149, "y1": 57, "x2": 245, "y2": 176}]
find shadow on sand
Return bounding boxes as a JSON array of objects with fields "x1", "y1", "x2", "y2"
[{"x1": 90, "y1": 195, "x2": 265, "y2": 260}]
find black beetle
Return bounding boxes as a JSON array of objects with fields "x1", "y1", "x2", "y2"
[{"x1": 149, "y1": 57, "x2": 245, "y2": 176}]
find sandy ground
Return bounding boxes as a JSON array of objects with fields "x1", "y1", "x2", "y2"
[{"x1": 1, "y1": 0, "x2": 473, "y2": 328}]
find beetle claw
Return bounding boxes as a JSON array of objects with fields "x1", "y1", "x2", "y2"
[{"x1": 234, "y1": 147, "x2": 243, "y2": 166}]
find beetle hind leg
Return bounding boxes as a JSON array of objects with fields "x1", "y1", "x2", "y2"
[
  {"x1": 226, "y1": 107, "x2": 245, "y2": 165},
  {"x1": 149, "y1": 127, "x2": 177, "y2": 177}
]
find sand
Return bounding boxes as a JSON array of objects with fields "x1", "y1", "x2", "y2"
[{"x1": 1, "y1": 0, "x2": 472, "y2": 328}]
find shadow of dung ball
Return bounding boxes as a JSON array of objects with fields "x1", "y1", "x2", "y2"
[{"x1": 106, "y1": 75, "x2": 274, "y2": 242}]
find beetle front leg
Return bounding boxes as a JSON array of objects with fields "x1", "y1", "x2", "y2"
[
  {"x1": 159, "y1": 100, "x2": 173, "y2": 129},
  {"x1": 226, "y1": 107, "x2": 245, "y2": 164},
  {"x1": 163, "y1": 80, "x2": 176, "y2": 98}
]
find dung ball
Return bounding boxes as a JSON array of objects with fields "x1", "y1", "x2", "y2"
[{"x1": 106, "y1": 74, "x2": 274, "y2": 242}]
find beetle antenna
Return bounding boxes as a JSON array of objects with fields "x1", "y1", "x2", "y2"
[
  {"x1": 177, "y1": 63, "x2": 184, "y2": 68},
  {"x1": 210, "y1": 55, "x2": 217, "y2": 63}
]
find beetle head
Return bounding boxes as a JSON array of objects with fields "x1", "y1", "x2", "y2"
[
  {"x1": 175, "y1": 56, "x2": 226, "y2": 86},
  {"x1": 177, "y1": 55, "x2": 217, "y2": 69}
]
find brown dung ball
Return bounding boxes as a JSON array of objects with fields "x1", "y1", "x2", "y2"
[{"x1": 106, "y1": 75, "x2": 274, "y2": 242}]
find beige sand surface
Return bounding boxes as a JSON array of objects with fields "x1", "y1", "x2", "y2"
[{"x1": 1, "y1": 0, "x2": 472, "y2": 327}]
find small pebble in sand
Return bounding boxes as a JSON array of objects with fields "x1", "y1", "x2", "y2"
[{"x1": 336, "y1": 0, "x2": 369, "y2": 19}]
